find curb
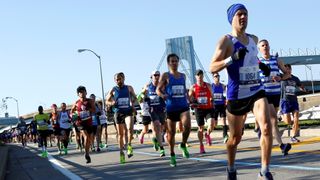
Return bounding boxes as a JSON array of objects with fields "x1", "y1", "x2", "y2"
[{"x1": 0, "y1": 145, "x2": 8, "y2": 180}]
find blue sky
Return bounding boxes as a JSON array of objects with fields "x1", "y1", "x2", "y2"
[{"x1": 1, "y1": 0, "x2": 319, "y2": 116}]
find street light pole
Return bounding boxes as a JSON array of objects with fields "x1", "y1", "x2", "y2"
[
  {"x1": 5, "y1": 97, "x2": 19, "y2": 118},
  {"x1": 78, "y1": 49, "x2": 106, "y2": 112}
]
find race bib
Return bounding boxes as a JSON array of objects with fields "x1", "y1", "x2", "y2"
[
  {"x1": 118, "y1": 97, "x2": 130, "y2": 108},
  {"x1": 239, "y1": 66, "x2": 259, "y2": 85},
  {"x1": 172, "y1": 85, "x2": 184, "y2": 98},
  {"x1": 213, "y1": 93, "x2": 223, "y2": 100},
  {"x1": 150, "y1": 95, "x2": 160, "y2": 105},
  {"x1": 79, "y1": 111, "x2": 90, "y2": 121},
  {"x1": 38, "y1": 120, "x2": 47, "y2": 127},
  {"x1": 197, "y1": 97, "x2": 208, "y2": 104},
  {"x1": 285, "y1": 86, "x2": 296, "y2": 95}
]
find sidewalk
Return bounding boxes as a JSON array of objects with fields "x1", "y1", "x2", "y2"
[
  {"x1": 0, "y1": 145, "x2": 8, "y2": 180},
  {"x1": 5, "y1": 144, "x2": 69, "y2": 180}
]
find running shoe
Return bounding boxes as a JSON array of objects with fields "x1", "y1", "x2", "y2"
[
  {"x1": 103, "y1": 144, "x2": 108, "y2": 148},
  {"x1": 179, "y1": 144, "x2": 190, "y2": 158},
  {"x1": 258, "y1": 172, "x2": 274, "y2": 180},
  {"x1": 41, "y1": 151, "x2": 47, "y2": 158},
  {"x1": 223, "y1": 135, "x2": 229, "y2": 144},
  {"x1": 291, "y1": 137, "x2": 300, "y2": 143},
  {"x1": 152, "y1": 138, "x2": 159, "y2": 151},
  {"x1": 97, "y1": 147, "x2": 101, "y2": 152},
  {"x1": 170, "y1": 155, "x2": 176, "y2": 167},
  {"x1": 200, "y1": 144, "x2": 205, "y2": 154},
  {"x1": 64, "y1": 148, "x2": 68, "y2": 155},
  {"x1": 227, "y1": 168, "x2": 237, "y2": 180},
  {"x1": 160, "y1": 149, "x2": 165, "y2": 157},
  {"x1": 120, "y1": 152, "x2": 125, "y2": 164},
  {"x1": 85, "y1": 154, "x2": 91, "y2": 164},
  {"x1": 280, "y1": 143, "x2": 292, "y2": 156},
  {"x1": 127, "y1": 144, "x2": 133, "y2": 158}
]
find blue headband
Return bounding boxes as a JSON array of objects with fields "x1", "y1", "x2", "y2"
[{"x1": 227, "y1": 3, "x2": 247, "y2": 24}]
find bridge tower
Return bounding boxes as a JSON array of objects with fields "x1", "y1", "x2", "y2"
[{"x1": 155, "y1": 36, "x2": 210, "y2": 87}]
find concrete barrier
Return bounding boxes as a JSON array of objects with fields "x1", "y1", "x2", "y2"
[{"x1": 0, "y1": 145, "x2": 8, "y2": 180}]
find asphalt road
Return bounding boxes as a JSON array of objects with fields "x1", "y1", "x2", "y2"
[{"x1": 12, "y1": 129, "x2": 319, "y2": 180}]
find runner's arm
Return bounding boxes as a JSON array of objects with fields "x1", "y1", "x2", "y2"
[
  {"x1": 188, "y1": 85, "x2": 195, "y2": 102},
  {"x1": 128, "y1": 85, "x2": 138, "y2": 105},
  {"x1": 106, "y1": 88, "x2": 116, "y2": 106},
  {"x1": 277, "y1": 58, "x2": 288, "y2": 74},
  {"x1": 70, "y1": 103, "x2": 77, "y2": 114},
  {"x1": 156, "y1": 72, "x2": 169, "y2": 100},
  {"x1": 207, "y1": 82, "x2": 215, "y2": 105},
  {"x1": 209, "y1": 35, "x2": 234, "y2": 73}
]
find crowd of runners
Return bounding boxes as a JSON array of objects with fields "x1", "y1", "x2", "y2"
[{"x1": 0, "y1": 3, "x2": 309, "y2": 180}]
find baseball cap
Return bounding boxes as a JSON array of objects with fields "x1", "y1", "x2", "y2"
[{"x1": 151, "y1": 70, "x2": 160, "y2": 75}]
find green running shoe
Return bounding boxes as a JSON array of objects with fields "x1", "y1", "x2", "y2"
[
  {"x1": 179, "y1": 144, "x2": 190, "y2": 158},
  {"x1": 64, "y1": 148, "x2": 68, "y2": 155},
  {"x1": 152, "y1": 138, "x2": 159, "y2": 151},
  {"x1": 120, "y1": 152, "x2": 125, "y2": 164},
  {"x1": 41, "y1": 150, "x2": 48, "y2": 158},
  {"x1": 127, "y1": 145, "x2": 133, "y2": 158},
  {"x1": 170, "y1": 155, "x2": 176, "y2": 167},
  {"x1": 160, "y1": 149, "x2": 165, "y2": 157},
  {"x1": 223, "y1": 135, "x2": 229, "y2": 144},
  {"x1": 41, "y1": 151, "x2": 46, "y2": 158}
]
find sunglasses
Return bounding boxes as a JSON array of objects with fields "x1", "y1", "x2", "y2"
[
  {"x1": 153, "y1": 74, "x2": 160, "y2": 76},
  {"x1": 214, "y1": 75, "x2": 220, "y2": 77}
]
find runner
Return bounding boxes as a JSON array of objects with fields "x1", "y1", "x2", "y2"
[
  {"x1": 188, "y1": 69, "x2": 215, "y2": 153},
  {"x1": 34, "y1": 106, "x2": 50, "y2": 158},
  {"x1": 137, "y1": 91, "x2": 152, "y2": 145},
  {"x1": 50, "y1": 104, "x2": 61, "y2": 154},
  {"x1": 280, "y1": 64, "x2": 306, "y2": 143},
  {"x1": 209, "y1": 4, "x2": 273, "y2": 179},
  {"x1": 142, "y1": 70, "x2": 166, "y2": 157},
  {"x1": 157, "y1": 53, "x2": 191, "y2": 167},
  {"x1": 106, "y1": 72, "x2": 137, "y2": 164},
  {"x1": 58, "y1": 102, "x2": 72, "y2": 155},
  {"x1": 30, "y1": 118, "x2": 38, "y2": 144},
  {"x1": 258, "y1": 39, "x2": 292, "y2": 155},
  {"x1": 70, "y1": 86, "x2": 95, "y2": 163},
  {"x1": 17, "y1": 117, "x2": 28, "y2": 147},
  {"x1": 72, "y1": 113, "x2": 83, "y2": 152},
  {"x1": 211, "y1": 72, "x2": 229, "y2": 144},
  {"x1": 97, "y1": 101, "x2": 108, "y2": 148},
  {"x1": 89, "y1": 94, "x2": 102, "y2": 152}
]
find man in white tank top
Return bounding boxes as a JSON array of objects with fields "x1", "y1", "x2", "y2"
[{"x1": 209, "y1": 4, "x2": 273, "y2": 180}]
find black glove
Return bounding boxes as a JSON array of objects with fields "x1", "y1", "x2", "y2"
[
  {"x1": 275, "y1": 52, "x2": 279, "y2": 58},
  {"x1": 232, "y1": 47, "x2": 248, "y2": 60},
  {"x1": 259, "y1": 62, "x2": 271, "y2": 76}
]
